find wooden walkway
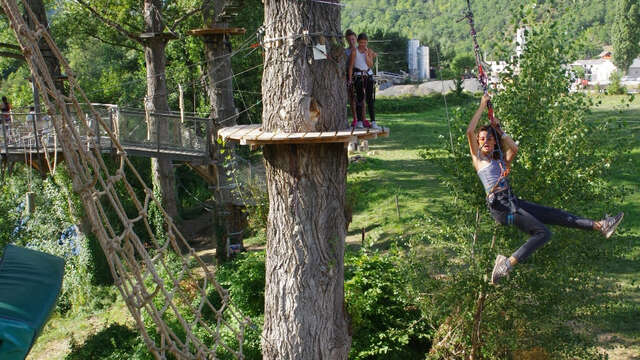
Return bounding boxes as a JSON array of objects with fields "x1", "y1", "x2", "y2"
[
  {"x1": 0, "y1": 106, "x2": 211, "y2": 164},
  {"x1": 218, "y1": 124, "x2": 390, "y2": 146}
]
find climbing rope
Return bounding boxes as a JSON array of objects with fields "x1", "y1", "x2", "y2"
[{"x1": 461, "y1": 0, "x2": 517, "y2": 224}]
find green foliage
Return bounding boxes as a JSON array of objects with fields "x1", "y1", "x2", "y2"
[
  {"x1": 572, "y1": 65, "x2": 586, "y2": 80},
  {"x1": 0, "y1": 166, "x2": 101, "y2": 313},
  {"x1": 66, "y1": 324, "x2": 151, "y2": 360},
  {"x1": 608, "y1": 70, "x2": 628, "y2": 95},
  {"x1": 345, "y1": 252, "x2": 431, "y2": 359},
  {"x1": 416, "y1": 14, "x2": 625, "y2": 357},
  {"x1": 85, "y1": 233, "x2": 114, "y2": 286},
  {"x1": 343, "y1": 0, "x2": 616, "y2": 62},
  {"x1": 215, "y1": 251, "x2": 266, "y2": 318},
  {"x1": 451, "y1": 53, "x2": 475, "y2": 96},
  {"x1": 612, "y1": 0, "x2": 640, "y2": 73}
]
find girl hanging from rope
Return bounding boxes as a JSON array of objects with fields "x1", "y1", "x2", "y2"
[{"x1": 467, "y1": 94, "x2": 624, "y2": 285}]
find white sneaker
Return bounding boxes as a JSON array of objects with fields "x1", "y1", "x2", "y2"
[
  {"x1": 491, "y1": 254, "x2": 512, "y2": 285},
  {"x1": 600, "y1": 212, "x2": 624, "y2": 239},
  {"x1": 356, "y1": 121, "x2": 364, "y2": 129},
  {"x1": 370, "y1": 121, "x2": 381, "y2": 130}
]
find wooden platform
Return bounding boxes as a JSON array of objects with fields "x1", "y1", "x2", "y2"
[
  {"x1": 218, "y1": 124, "x2": 390, "y2": 146},
  {"x1": 189, "y1": 27, "x2": 246, "y2": 36}
]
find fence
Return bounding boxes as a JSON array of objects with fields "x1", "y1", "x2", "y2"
[{"x1": 0, "y1": 104, "x2": 211, "y2": 159}]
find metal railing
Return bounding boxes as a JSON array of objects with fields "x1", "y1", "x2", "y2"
[{"x1": 0, "y1": 104, "x2": 211, "y2": 159}]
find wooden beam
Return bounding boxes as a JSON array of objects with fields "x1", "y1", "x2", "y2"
[{"x1": 188, "y1": 27, "x2": 246, "y2": 36}]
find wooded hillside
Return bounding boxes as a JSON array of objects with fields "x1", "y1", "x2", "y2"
[{"x1": 343, "y1": 0, "x2": 615, "y2": 61}]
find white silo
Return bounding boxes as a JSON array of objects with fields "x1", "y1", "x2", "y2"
[
  {"x1": 407, "y1": 39, "x2": 420, "y2": 79},
  {"x1": 516, "y1": 27, "x2": 528, "y2": 57},
  {"x1": 417, "y1": 46, "x2": 430, "y2": 81}
]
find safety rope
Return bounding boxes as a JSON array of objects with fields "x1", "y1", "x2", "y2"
[{"x1": 461, "y1": 0, "x2": 515, "y2": 222}]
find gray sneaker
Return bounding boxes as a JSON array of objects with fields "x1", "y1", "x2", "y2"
[
  {"x1": 370, "y1": 121, "x2": 382, "y2": 130},
  {"x1": 355, "y1": 121, "x2": 364, "y2": 129},
  {"x1": 491, "y1": 254, "x2": 512, "y2": 285},
  {"x1": 600, "y1": 212, "x2": 624, "y2": 239}
]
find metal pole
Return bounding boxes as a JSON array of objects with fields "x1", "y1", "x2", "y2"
[
  {"x1": 1, "y1": 114, "x2": 8, "y2": 157},
  {"x1": 31, "y1": 78, "x2": 41, "y2": 154}
]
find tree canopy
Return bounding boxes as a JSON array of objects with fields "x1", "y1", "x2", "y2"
[{"x1": 612, "y1": 0, "x2": 640, "y2": 73}]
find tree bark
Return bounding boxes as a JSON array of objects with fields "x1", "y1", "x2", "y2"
[
  {"x1": 24, "y1": 0, "x2": 62, "y2": 92},
  {"x1": 261, "y1": 1, "x2": 350, "y2": 359},
  {"x1": 202, "y1": 0, "x2": 238, "y2": 262},
  {"x1": 143, "y1": 0, "x2": 178, "y2": 219},
  {"x1": 203, "y1": 0, "x2": 238, "y2": 126}
]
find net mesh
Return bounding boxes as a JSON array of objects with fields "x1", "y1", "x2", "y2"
[{"x1": 0, "y1": 1, "x2": 250, "y2": 358}]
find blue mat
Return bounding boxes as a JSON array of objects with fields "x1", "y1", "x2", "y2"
[{"x1": 0, "y1": 245, "x2": 64, "y2": 360}]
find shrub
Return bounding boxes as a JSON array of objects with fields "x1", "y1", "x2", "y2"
[
  {"x1": 345, "y1": 252, "x2": 431, "y2": 359},
  {"x1": 607, "y1": 70, "x2": 627, "y2": 95},
  {"x1": 66, "y1": 324, "x2": 151, "y2": 360}
]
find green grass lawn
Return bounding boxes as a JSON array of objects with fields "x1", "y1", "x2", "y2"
[{"x1": 349, "y1": 93, "x2": 640, "y2": 358}]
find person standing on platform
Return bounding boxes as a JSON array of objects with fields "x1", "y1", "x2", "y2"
[
  {"x1": 353, "y1": 33, "x2": 380, "y2": 130},
  {"x1": 345, "y1": 29, "x2": 359, "y2": 128}
]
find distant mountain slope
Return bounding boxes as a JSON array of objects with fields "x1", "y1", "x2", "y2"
[{"x1": 342, "y1": 0, "x2": 614, "y2": 61}]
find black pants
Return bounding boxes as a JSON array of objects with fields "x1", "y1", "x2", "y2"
[
  {"x1": 354, "y1": 74, "x2": 375, "y2": 123},
  {"x1": 488, "y1": 191, "x2": 594, "y2": 262}
]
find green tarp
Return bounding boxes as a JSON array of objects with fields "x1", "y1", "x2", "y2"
[{"x1": 0, "y1": 245, "x2": 64, "y2": 360}]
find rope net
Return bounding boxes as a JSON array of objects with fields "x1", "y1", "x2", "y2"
[{"x1": 0, "y1": 1, "x2": 249, "y2": 358}]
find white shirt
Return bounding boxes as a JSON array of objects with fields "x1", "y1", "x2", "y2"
[{"x1": 353, "y1": 49, "x2": 373, "y2": 75}]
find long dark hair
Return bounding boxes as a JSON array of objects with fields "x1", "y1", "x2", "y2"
[{"x1": 477, "y1": 125, "x2": 502, "y2": 160}]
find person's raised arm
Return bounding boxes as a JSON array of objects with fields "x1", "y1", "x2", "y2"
[
  {"x1": 493, "y1": 119, "x2": 518, "y2": 167},
  {"x1": 365, "y1": 48, "x2": 376, "y2": 69},
  {"x1": 467, "y1": 94, "x2": 489, "y2": 161}
]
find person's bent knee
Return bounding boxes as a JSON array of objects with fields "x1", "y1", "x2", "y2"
[{"x1": 535, "y1": 227, "x2": 552, "y2": 244}]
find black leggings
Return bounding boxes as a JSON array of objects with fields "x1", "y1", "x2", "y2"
[
  {"x1": 354, "y1": 75, "x2": 375, "y2": 123},
  {"x1": 488, "y1": 191, "x2": 594, "y2": 262}
]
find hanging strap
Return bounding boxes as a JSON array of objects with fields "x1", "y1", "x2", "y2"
[{"x1": 459, "y1": 0, "x2": 494, "y2": 122}]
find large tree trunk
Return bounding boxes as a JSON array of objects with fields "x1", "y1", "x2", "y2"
[
  {"x1": 202, "y1": 0, "x2": 238, "y2": 262},
  {"x1": 143, "y1": 0, "x2": 178, "y2": 219},
  {"x1": 25, "y1": 0, "x2": 62, "y2": 91},
  {"x1": 203, "y1": 0, "x2": 238, "y2": 125},
  {"x1": 261, "y1": 1, "x2": 350, "y2": 359}
]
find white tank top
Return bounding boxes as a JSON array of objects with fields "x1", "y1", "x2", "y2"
[{"x1": 353, "y1": 49, "x2": 372, "y2": 74}]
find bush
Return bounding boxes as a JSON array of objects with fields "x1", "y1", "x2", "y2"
[
  {"x1": 607, "y1": 70, "x2": 627, "y2": 95},
  {"x1": 345, "y1": 252, "x2": 431, "y2": 359},
  {"x1": 66, "y1": 324, "x2": 151, "y2": 360}
]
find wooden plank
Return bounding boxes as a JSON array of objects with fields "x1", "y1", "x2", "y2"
[
  {"x1": 231, "y1": 124, "x2": 259, "y2": 139},
  {"x1": 271, "y1": 131, "x2": 289, "y2": 141},
  {"x1": 347, "y1": 128, "x2": 368, "y2": 137},
  {"x1": 285, "y1": 132, "x2": 306, "y2": 140},
  {"x1": 239, "y1": 127, "x2": 263, "y2": 145},
  {"x1": 318, "y1": 131, "x2": 338, "y2": 138},
  {"x1": 224, "y1": 124, "x2": 257, "y2": 141},
  {"x1": 303, "y1": 132, "x2": 322, "y2": 138},
  {"x1": 256, "y1": 131, "x2": 277, "y2": 141},
  {"x1": 188, "y1": 27, "x2": 246, "y2": 36},
  {"x1": 219, "y1": 124, "x2": 250, "y2": 140},
  {"x1": 221, "y1": 125, "x2": 389, "y2": 146},
  {"x1": 243, "y1": 127, "x2": 266, "y2": 142},
  {"x1": 247, "y1": 135, "x2": 355, "y2": 145}
]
